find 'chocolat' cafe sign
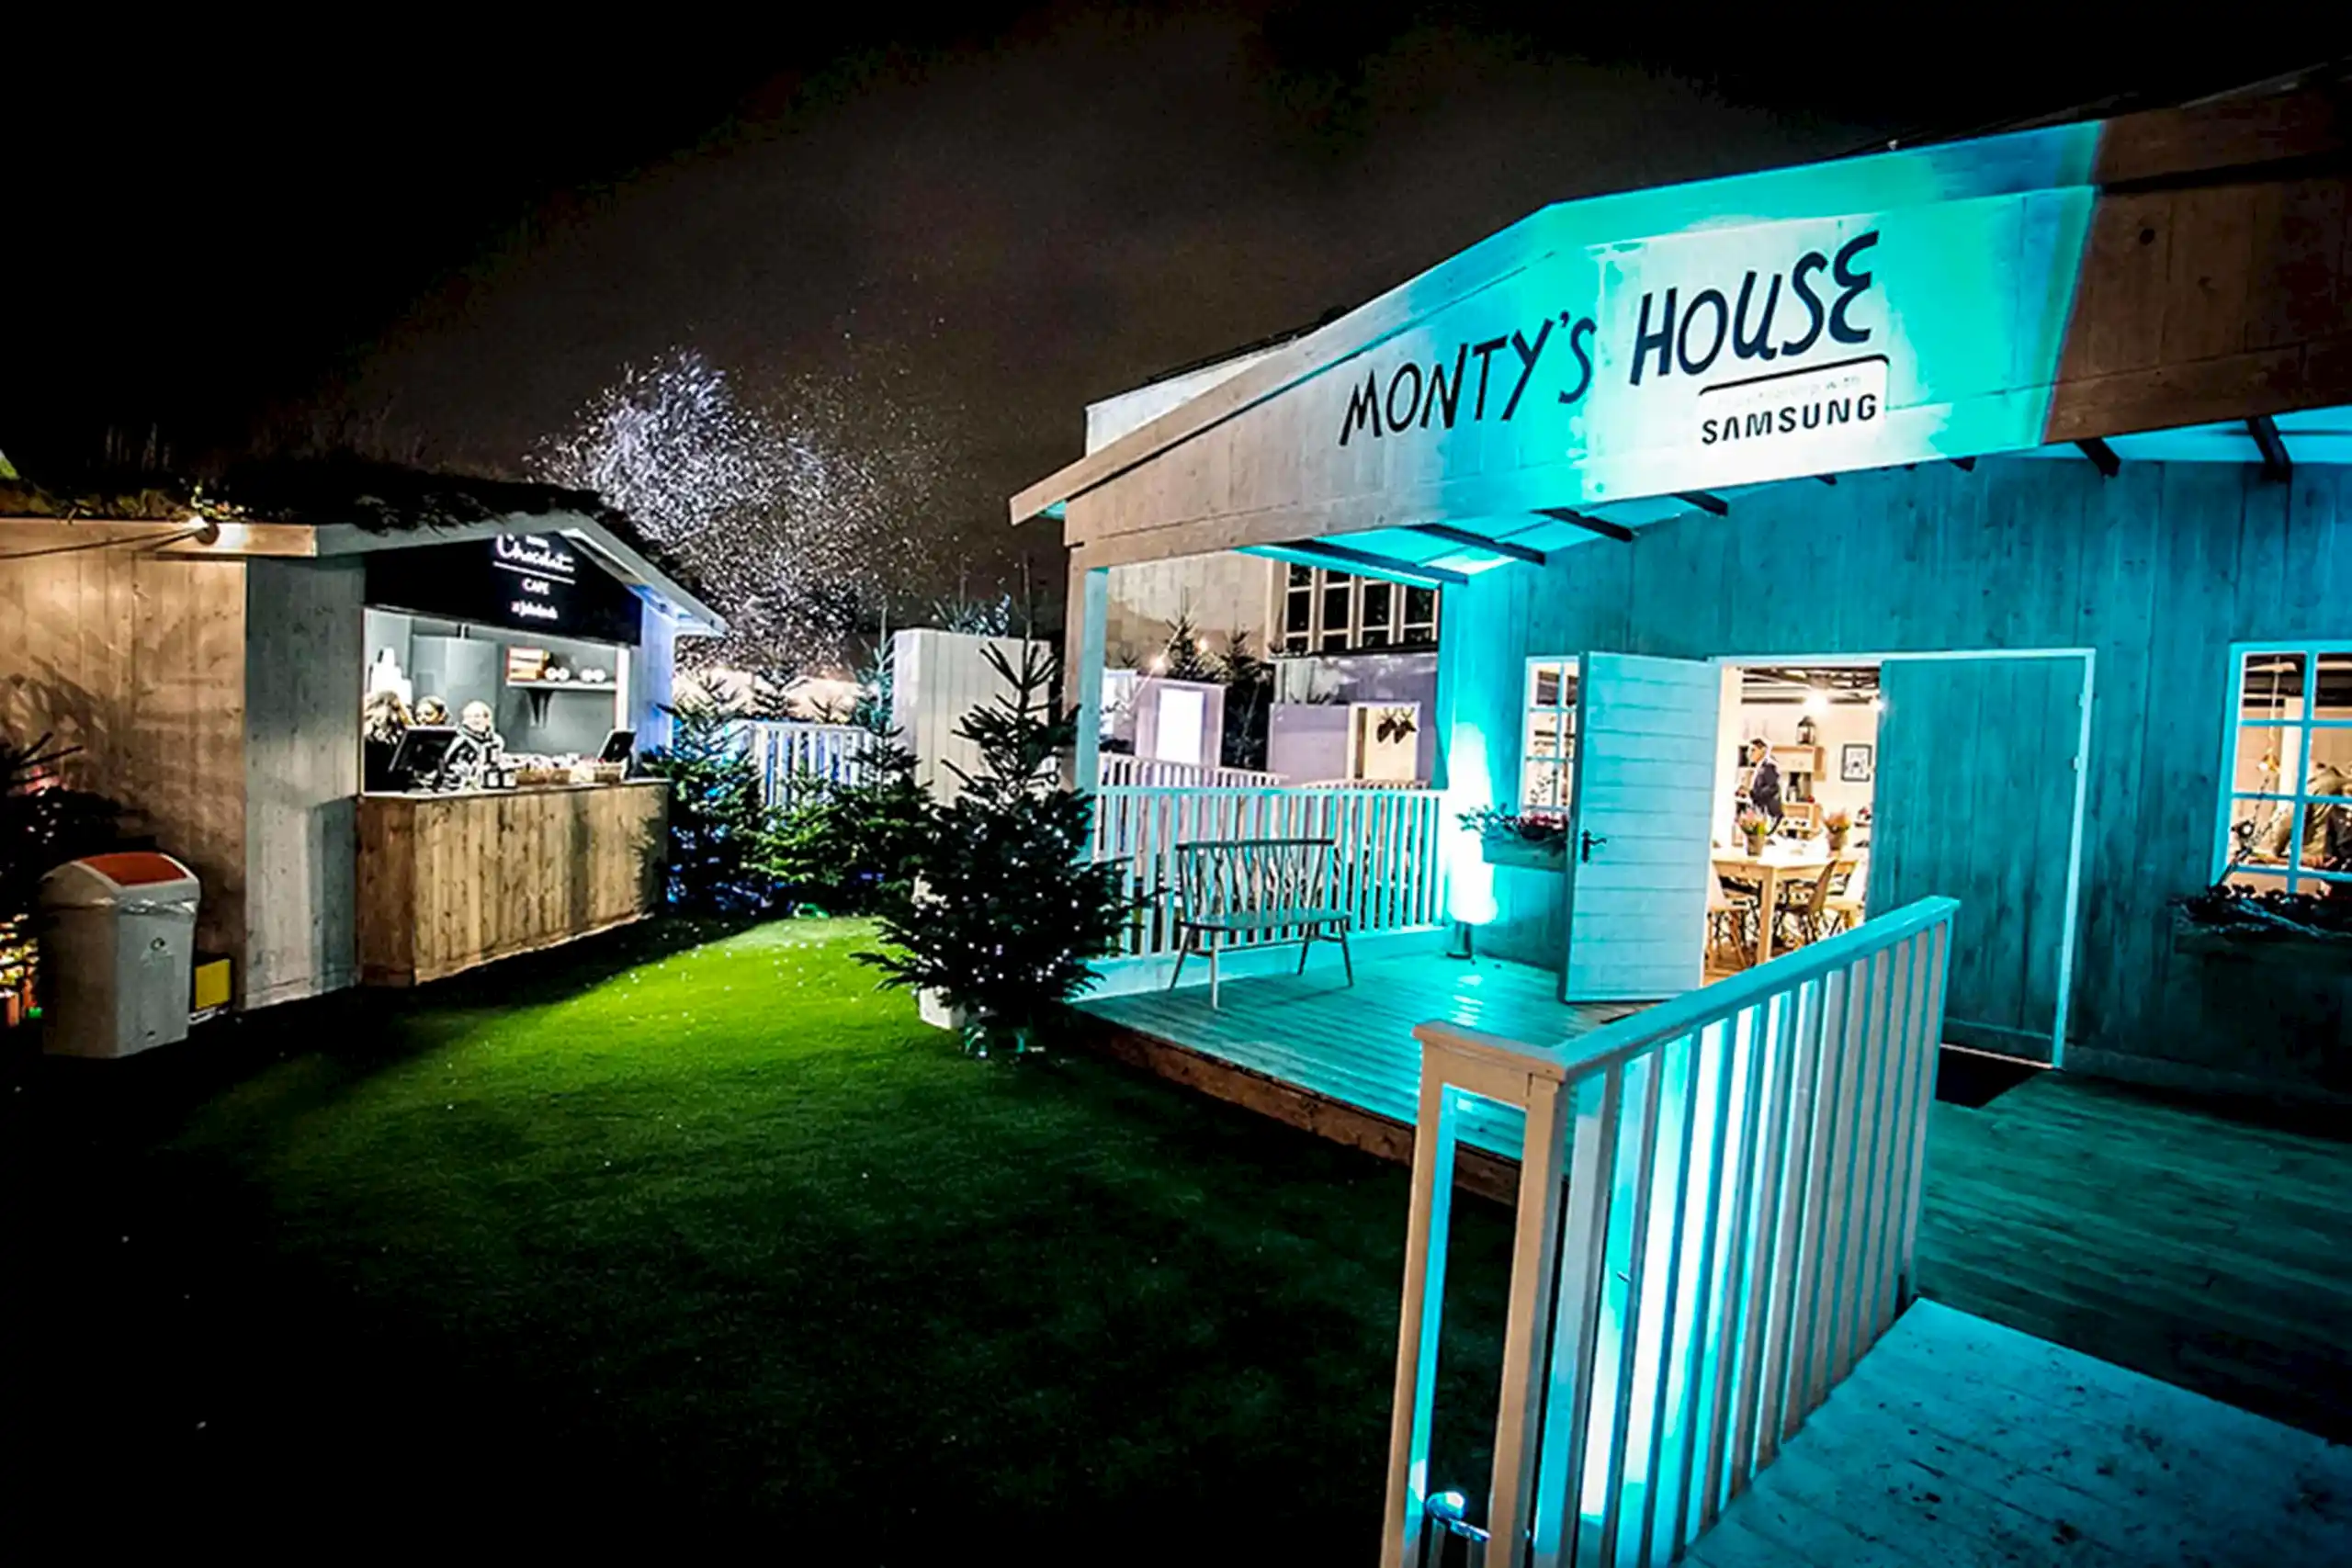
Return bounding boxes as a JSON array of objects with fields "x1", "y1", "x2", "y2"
[{"x1": 366, "y1": 532, "x2": 644, "y2": 644}]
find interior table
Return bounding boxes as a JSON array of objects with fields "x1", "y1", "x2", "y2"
[{"x1": 1712, "y1": 847, "x2": 1834, "y2": 964}]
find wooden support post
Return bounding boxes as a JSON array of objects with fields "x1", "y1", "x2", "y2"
[{"x1": 1066, "y1": 558, "x2": 1107, "y2": 794}]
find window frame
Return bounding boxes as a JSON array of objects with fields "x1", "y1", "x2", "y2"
[
  {"x1": 1519, "y1": 655, "x2": 1580, "y2": 811},
  {"x1": 2212, "y1": 639, "x2": 2352, "y2": 895},
  {"x1": 1269, "y1": 564, "x2": 1442, "y2": 656}
]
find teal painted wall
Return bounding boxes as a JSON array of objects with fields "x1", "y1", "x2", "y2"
[{"x1": 1449, "y1": 457, "x2": 2352, "y2": 1095}]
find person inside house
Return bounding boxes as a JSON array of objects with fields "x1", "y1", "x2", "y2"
[
  {"x1": 413, "y1": 695, "x2": 451, "y2": 727},
  {"x1": 2258, "y1": 759, "x2": 2352, "y2": 874},
  {"x1": 1744, "y1": 738, "x2": 1784, "y2": 829}
]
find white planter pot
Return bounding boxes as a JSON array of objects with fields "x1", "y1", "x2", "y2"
[{"x1": 917, "y1": 988, "x2": 970, "y2": 1032}]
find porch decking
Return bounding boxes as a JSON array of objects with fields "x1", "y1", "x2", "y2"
[
  {"x1": 1076, "y1": 952, "x2": 1639, "y2": 1170},
  {"x1": 1691, "y1": 1299, "x2": 2352, "y2": 1567}
]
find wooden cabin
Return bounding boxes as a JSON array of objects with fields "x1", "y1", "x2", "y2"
[
  {"x1": 0, "y1": 468, "x2": 722, "y2": 1011},
  {"x1": 1017, "y1": 80, "x2": 2352, "y2": 1108}
]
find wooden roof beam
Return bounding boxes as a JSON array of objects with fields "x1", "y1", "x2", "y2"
[
  {"x1": 1673, "y1": 491, "x2": 1730, "y2": 516},
  {"x1": 2076, "y1": 437, "x2": 2122, "y2": 478},
  {"x1": 1406, "y1": 523, "x2": 1546, "y2": 567},
  {"x1": 1535, "y1": 506, "x2": 1635, "y2": 543},
  {"x1": 2247, "y1": 414, "x2": 2292, "y2": 483},
  {"x1": 1280, "y1": 537, "x2": 1469, "y2": 587}
]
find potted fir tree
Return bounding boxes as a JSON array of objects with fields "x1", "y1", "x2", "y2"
[{"x1": 860, "y1": 642, "x2": 1131, "y2": 1056}]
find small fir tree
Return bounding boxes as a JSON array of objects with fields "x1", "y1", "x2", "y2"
[
  {"x1": 635, "y1": 702, "x2": 777, "y2": 912},
  {"x1": 1213, "y1": 630, "x2": 1273, "y2": 772},
  {"x1": 859, "y1": 641, "x2": 1129, "y2": 1055},
  {"x1": 763, "y1": 644, "x2": 931, "y2": 914},
  {"x1": 1157, "y1": 607, "x2": 1220, "y2": 684}
]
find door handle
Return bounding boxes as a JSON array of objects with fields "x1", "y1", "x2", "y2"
[{"x1": 1580, "y1": 829, "x2": 1608, "y2": 863}]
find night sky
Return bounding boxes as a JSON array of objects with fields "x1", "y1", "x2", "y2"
[{"x1": 15, "y1": 10, "x2": 2343, "y2": 642}]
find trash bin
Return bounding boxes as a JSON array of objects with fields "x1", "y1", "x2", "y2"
[{"x1": 39, "y1": 852, "x2": 201, "y2": 1058}]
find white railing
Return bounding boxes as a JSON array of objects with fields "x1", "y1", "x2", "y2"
[
  {"x1": 1091, "y1": 784, "x2": 1449, "y2": 957},
  {"x1": 1098, "y1": 753, "x2": 1285, "y2": 790},
  {"x1": 741, "y1": 721, "x2": 875, "y2": 805},
  {"x1": 1382, "y1": 897, "x2": 1957, "y2": 1568}
]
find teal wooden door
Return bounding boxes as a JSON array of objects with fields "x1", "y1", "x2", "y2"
[
  {"x1": 1873, "y1": 657, "x2": 2085, "y2": 1063},
  {"x1": 1562, "y1": 653, "x2": 1720, "y2": 1002}
]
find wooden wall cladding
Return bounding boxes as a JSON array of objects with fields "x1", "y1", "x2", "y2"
[
  {"x1": 0, "y1": 545, "x2": 249, "y2": 966},
  {"x1": 2048, "y1": 172, "x2": 2352, "y2": 440},
  {"x1": 357, "y1": 783, "x2": 667, "y2": 987}
]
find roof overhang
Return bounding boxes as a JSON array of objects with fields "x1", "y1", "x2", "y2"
[
  {"x1": 311, "y1": 512, "x2": 727, "y2": 636},
  {"x1": 1013, "y1": 83, "x2": 2351, "y2": 577}
]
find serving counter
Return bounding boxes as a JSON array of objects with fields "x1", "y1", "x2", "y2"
[{"x1": 357, "y1": 781, "x2": 667, "y2": 986}]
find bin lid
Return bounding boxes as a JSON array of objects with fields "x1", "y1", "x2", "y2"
[
  {"x1": 78, "y1": 852, "x2": 191, "y2": 886},
  {"x1": 40, "y1": 852, "x2": 198, "y2": 907}
]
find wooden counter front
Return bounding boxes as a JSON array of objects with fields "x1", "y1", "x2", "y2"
[{"x1": 358, "y1": 782, "x2": 668, "y2": 986}]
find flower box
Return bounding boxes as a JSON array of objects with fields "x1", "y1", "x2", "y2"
[
  {"x1": 2170, "y1": 909, "x2": 2352, "y2": 972},
  {"x1": 1482, "y1": 834, "x2": 1566, "y2": 873}
]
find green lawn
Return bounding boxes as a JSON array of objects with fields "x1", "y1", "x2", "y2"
[{"x1": 10, "y1": 918, "x2": 1510, "y2": 1551}]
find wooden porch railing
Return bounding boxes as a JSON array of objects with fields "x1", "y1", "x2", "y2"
[
  {"x1": 741, "y1": 721, "x2": 875, "y2": 805},
  {"x1": 1098, "y1": 753, "x2": 1285, "y2": 790},
  {"x1": 1091, "y1": 784, "x2": 1449, "y2": 958},
  {"x1": 1382, "y1": 896, "x2": 1957, "y2": 1568}
]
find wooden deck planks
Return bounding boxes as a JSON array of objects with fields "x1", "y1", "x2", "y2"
[
  {"x1": 1917, "y1": 1073, "x2": 2352, "y2": 1444},
  {"x1": 1690, "y1": 1301, "x2": 2352, "y2": 1568},
  {"x1": 1078, "y1": 953, "x2": 1637, "y2": 1158}
]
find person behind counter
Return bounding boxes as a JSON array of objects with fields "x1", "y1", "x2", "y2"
[
  {"x1": 363, "y1": 689, "x2": 413, "y2": 792},
  {"x1": 446, "y1": 700, "x2": 506, "y2": 786},
  {"x1": 1742, "y1": 737, "x2": 1784, "y2": 829}
]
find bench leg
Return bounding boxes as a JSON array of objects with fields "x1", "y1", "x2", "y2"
[
  {"x1": 1169, "y1": 940, "x2": 1188, "y2": 992},
  {"x1": 1337, "y1": 924, "x2": 1354, "y2": 987},
  {"x1": 1207, "y1": 943, "x2": 1221, "y2": 1010},
  {"x1": 1295, "y1": 931, "x2": 1314, "y2": 976}
]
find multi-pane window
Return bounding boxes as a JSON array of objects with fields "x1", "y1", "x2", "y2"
[
  {"x1": 2218, "y1": 644, "x2": 2352, "y2": 894},
  {"x1": 1275, "y1": 565, "x2": 1441, "y2": 655},
  {"x1": 1521, "y1": 658, "x2": 1580, "y2": 809}
]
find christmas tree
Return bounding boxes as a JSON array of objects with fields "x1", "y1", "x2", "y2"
[
  {"x1": 859, "y1": 641, "x2": 1129, "y2": 1055},
  {"x1": 764, "y1": 642, "x2": 931, "y2": 915},
  {"x1": 636, "y1": 701, "x2": 777, "y2": 912}
]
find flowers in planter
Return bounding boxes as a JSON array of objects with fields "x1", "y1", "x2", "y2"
[
  {"x1": 1824, "y1": 808, "x2": 1852, "y2": 850},
  {"x1": 1458, "y1": 807, "x2": 1569, "y2": 847},
  {"x1": 1736, "y1": 807, "x2": 1771, "y2": 850}
]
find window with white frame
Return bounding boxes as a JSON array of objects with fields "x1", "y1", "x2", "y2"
[
  {"x1": 2218, "y1": 643, "x2": 2352, "y2": 893},
  {"x1": 1275, "y1": 564, "x2": 1440, "y2": 655},
  {"x1": 1521, "y1": 657, "x2": 1579, "y2": 809}
]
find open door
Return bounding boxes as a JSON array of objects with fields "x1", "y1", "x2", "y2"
[
  {"x1": 1873, "y1": 655, "x2": 2086, "y2": 1063},
  {"x1": 1562, "y1": 653, "x2": 1721, "y2": 1002}
]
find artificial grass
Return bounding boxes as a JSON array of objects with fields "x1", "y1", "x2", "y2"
[{"x1": 7, "y1": 918, "x2": 1512, "y2": 1552}]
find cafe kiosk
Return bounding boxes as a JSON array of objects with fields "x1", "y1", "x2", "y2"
[{"x1": 0, "y1": 468, "x2": 724, "y2": 1013}]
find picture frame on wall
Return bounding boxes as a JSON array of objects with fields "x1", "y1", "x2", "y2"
[{"x1": 1841, "y1": 743, "x2": 1874, "y2": 784}]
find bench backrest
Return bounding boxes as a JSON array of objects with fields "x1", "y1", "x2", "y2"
[{"x1": 1174, "y1": 837, "x2": 1338, "y2": 919}]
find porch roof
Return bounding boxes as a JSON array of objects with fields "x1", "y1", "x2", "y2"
[{"x1": 1015, "y1": 77, "x2": 2350, "y2": 577}]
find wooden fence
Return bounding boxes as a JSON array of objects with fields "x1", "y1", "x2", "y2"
[
  {"x1": 741, "y1": 721, "x2": 874, "y2": 805},
  {"x1": 1098, "y1": 754, "x2": 1285, "y2": 790},
  {"x1": 1383, "y1": 897, "x2": 1957, "y2": 1568},
  {"x1": 1091, "y1": 784, "x2": 1449, "y2": 957}
]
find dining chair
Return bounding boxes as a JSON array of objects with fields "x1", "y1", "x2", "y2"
[
  {"x1": 1822, "y1": 858, "x2": 1866, "y2": 935},
  {"x1": 1777, "y1": 860, "x2": 1847, "y2": 949},
  {"x1": 1709, "y1": 874, "x2": 1759, "y2": 965}
]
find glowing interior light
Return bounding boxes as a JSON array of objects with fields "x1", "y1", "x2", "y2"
[
  {"x1": 1803, "y1": 689, "x2": 1831, "y2": 716},
  {"x1": 1442, "y1": 722, "x2": 1497, "y2": 925}
]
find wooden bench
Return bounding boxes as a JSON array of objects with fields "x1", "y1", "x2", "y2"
[{"x1": 1170, "y1": 837, "x2": 1354, "y2": 1008}]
